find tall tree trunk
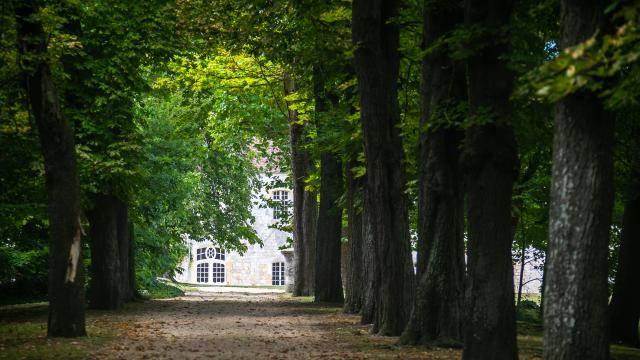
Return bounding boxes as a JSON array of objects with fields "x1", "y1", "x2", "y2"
[
  {"x1": 15, "y1": 0, "x2": 86, "y2": 338},
  {"x1": 344, "y1": 160, "x2": 364, "y2": 313},
  {"x1": 400, "y1": 0, "x2": 466, "y2": 347},
  {"x1": 128, "y1": 222, "x2": 138, "y2": 298},
  {"x1": 352, "y1": 0, "x2": 415, "y2": 336},
  {"x1": 302, "y1": 184, "x2": 318, "y2": 296},
  {"x1": 313, "y1": 68, "x2": 344, "y2": 303},
  {"x1": 115, "y1": 199, "x2": 132, "y2": 302},
  {"x1": 544, "y1": 2, "x2": 613, "y2": 359},
  {"x1": 314, "y1": 152, "x2": 344, "y2": 303},
  {"x1": 516, "y1": 234, "x2": 526, "y2": 308},
  {"x1": 88, "y1": 194, "x2": 122, "y2": 310},
  {"x1": 609, "y1": 190, "x2": 640, "y2": 347},
  {"x1": 360, "y1": 180, "x2": 378, "y2": 325},
  {"x1": 285, "y1": 74, "x2": 311, "y2": 296},
  {"x1": 461, "y1": 0, "x2": 518, "y2": 358}
]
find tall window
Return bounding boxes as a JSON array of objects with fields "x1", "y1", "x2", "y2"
[
  {"x1": 272, "y1": 190, "x2": 290, "y2": 220},
  {"x1": 272, "y1": 262, "x2": 285, "y2": 286},
  {"x1": 212, "y1": 263, "x2": 225, "y2": 283},
  {"x1": 196, "y1": 263, "x2": 209, "y2": 283}
]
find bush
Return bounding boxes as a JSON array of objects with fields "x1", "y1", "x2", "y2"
[{"x1": 517, "y1": 299, "x2": 542, "y2": 323}]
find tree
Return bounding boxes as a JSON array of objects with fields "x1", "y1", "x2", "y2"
[
  {"x1": 344, "y1": 158, "x2": 364, "y2": 313},
  {"x1": 14, "y1": 0, "x2": 86, "y2": 337},
  {"x1": 543, "y1": 1, "x2": 613, "y2": 358},
  {"x1": 285, "y1": 74, "x2": 317, "y2": 297},
  {"x1": 461, "y1": 0, "x2": 519, "y2": 358},
  {"x1": 400, "y1": 0, "x2": 466, "y2": 347},
  {"x1": 609, "y1": 182, "x2": 640, "y2": 347},
  {"x1": 352, "y1": 0, "x2": 415, "y2": 335},
  {"x1": 313, "y1": 68, "x2": 344, "y2": 303},
  {"x1": 609, "y1": 112, "x2": 640, "y2": 347},
  {"x1": 87, "y1": 194, "x2": 122, "y2": 309}
]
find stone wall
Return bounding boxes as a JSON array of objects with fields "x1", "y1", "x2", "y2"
[{"x1": 175, "y1": 173, "x2": 293, "y2": 287}]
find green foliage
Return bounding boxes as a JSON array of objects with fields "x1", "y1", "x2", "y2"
[
  {"x1": 520, "y1": 2, "x2": 640, "y2": 108},
  {"x1": 516, "y1": 299, "x2": 542, "y2": 324}
]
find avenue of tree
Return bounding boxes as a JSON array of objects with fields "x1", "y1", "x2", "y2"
[{"x1": 1, "y1": 0, "x2": 639, "y2": 358}]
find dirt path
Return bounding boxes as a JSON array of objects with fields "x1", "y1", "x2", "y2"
[
  {"x1": 4, "y1": 290, "x2": 640, "y2": 359},
  {"x1": 87, "y1": 290, "x2": 457, "y2": 360}
]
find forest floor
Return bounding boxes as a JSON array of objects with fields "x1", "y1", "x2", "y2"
[{"x1": 1, "y1": 288, "x2": 640, "y2": 360}]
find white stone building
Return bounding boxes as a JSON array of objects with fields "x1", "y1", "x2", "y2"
[{"x1": 175, "y1": 173, "x2": 294, "y2": 287}]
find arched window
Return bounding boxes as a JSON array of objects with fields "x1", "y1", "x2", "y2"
[
  {"x1": 271, "y1": 190, "x2": 291, "y2": 220},
  {"x1": 195, "y1": 246, "x2": 225, "y2": 284},
  {"x1": 272, "y1": 262, "x2": 285, "y2": 285},
  {"x1": 212, "y1": 263, "x2": 225, "y2": 283},
  {"x1": 196, "y1": 263, "x2": 209, "y2": 283}
]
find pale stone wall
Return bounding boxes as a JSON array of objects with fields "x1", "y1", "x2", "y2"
[{"x1": 175, "y1": 173, "x2": 293, "y2": 286}]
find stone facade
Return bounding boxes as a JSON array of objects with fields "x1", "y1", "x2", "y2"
[{"x1": 175, "y1": 173, "x2": 293, "y2": 286}]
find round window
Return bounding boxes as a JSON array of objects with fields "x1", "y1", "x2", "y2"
[{"x1": 206, "y1": 247, "x2": 216, "y2": 259}]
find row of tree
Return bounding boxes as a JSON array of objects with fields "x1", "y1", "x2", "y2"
[
  {"x1": 268, "y1": 1, "x2": 640, "y2": 359},
  {"x1": 2, "y1": 0, "x2": 279, "y2": 336}
]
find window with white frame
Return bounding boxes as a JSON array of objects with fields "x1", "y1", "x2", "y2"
[
  {"x1": 196, "y1": 263, "x2": 209, "y2": 283},
  {"x1": 195, "y1": 246, "x2": 226, "y2": 284},
  {"x1": 272, "y1": 190, "x2": 290, "y2": 220},
  {"x1": 272, "y1": 262, "x2": 285, "y2": 286},
  {"x1": 212, "y1": 263, "x2": 225, "y2": 283}
]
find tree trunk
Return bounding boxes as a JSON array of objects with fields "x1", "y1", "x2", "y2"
[
  {"x1": 314, "y1": 152, "x2": 344, "y2": 303},
  {"x1": 344, "y1": 160, "x2": 364, "y2": 313},
  {"x1": 400, "y1": 0, "x2": 466, "y2": 347},
  {"x1": 115, "y1": 199, "x2": 132, "y2": 302},
  {"x1": 313, "y1": 67, "x2": 344, "y2": 303},
  {"x1": 302, "y1": 185, "x2": 318, "y2": 296},
  {"x1": 128, "y1": 222, "x2": 138, "y2": 298},
  {"x1": 285, "y1": 74, "x2": 314, "y2": 296},
  {"x1": 352, "y1": 0, "x2": 415, "y2": 336},
  {"x1": 609, "y1": 191, "x2": 640, "y2": 347},
  {"x1": 359, "y1": 179, "x2": 378, "y2": 325},
  {"x1": 15, "y1": 0, "x2": 86, "y2": 338},
  {"x1": 88, "y1": 194, "x2": 122, "y2": 310},
  {"x1": 544, "y1": 2, "x2": 613, "y2": 359},
  {"x1": 461, "y1": 0, "x2": 518, "y2": 358},
  {"x1": 516, "y1": 237, "x2": 526, "y2": 308}
]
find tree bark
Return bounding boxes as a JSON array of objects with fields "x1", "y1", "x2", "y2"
[
  {"x1": 88, "y1": 194, "x2": 122, "y2": 310},
  {"x1": 352, "y1": 0, "x2": 415, "y2": 336},
  {"x1": 302, "y1": 185, "x2": 318, "y2": 296},
  {"x1": 360, "y1": 179, "x2": 378, "y2": 325},
  {"x1": 128, "y1": 222, "x2": 138, "y2": 299},
  {"x1": 544, "y1": 2, "x2": 613, "y2": 359},
  {"x1": 461, "y1": 0, "x2": 518, "y2": 358},
  {"x1": 314, "y1": 152, "x2": 344, "y2": 303},
  {"x1": 313, "y1": 67, "x2": 344, "y2": 303},
  {"x1": 15, "y1": 0, "x2": 86, "y2": 338},
  {"x1": 115, "y1": 199, "x2": 133, "y2": 302},
  {"x1": 400, "y1": 0, "x2": 466, "y2": 347},
  {"x1": 285, "y1": 74, "x2": 317, "y2": 296},
  {"x1": 344, "y1": 160, "x2": 364, "y2": 313},
  {"x1": 609, "y1": 191, "x2": 640, "y2": 347}
]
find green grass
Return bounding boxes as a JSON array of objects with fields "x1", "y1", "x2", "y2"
[
  {"x1": 0, "y1": 321, "x2": 114, "y2": 360},
  {"x1": 516, "y1": 320, "x2": 640, "y2": 359},
  {"x1": 143, "y1": 281, "x2": 186, "y2": 299}
]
